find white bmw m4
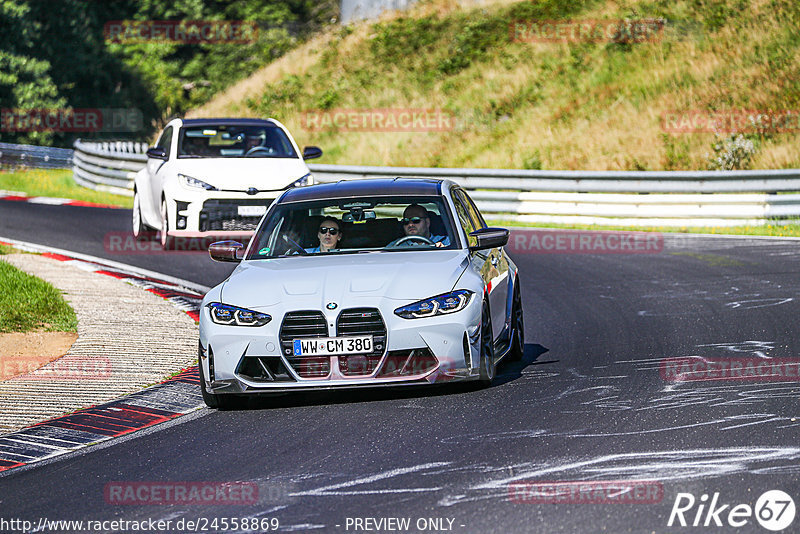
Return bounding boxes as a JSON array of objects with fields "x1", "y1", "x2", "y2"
[{"x1": 198, "y1": 178, "x2": 524, "y2": 408}]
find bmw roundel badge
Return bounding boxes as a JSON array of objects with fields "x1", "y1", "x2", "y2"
[{"x1": 326, "y1": 302, "x2": 338, "y2": 310}]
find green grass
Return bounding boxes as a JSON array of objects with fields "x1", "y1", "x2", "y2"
[
  {"x1": 0, "y1": 258, "x2": 78, "y2": 333},
  {"x1": 196, "y1": 0, "x2": 800, "y2": 171},
  {"x1": 492, "y1": 219, "x2": 800, "y2": 237},
  {"x1": 0, "y1": 168, "x2": 133, "y2": 208}
]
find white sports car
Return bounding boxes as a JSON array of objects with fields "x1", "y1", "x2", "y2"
[
  {"x1": 199, "y1": 178, "x2": 524, "y2": 408},
  {"x1": 133, "y1": 117, "x2": 321, "y2": 249}
]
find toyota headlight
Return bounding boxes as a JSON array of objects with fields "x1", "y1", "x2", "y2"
[
  {"x1": 292, "y1": 173, "x2": 313, "y2": 187},
  {"x1": 394, "y1": 290, "x2": 474, "y2": 319},
  {"x1": 179, "y1": 173, "x2": 217, "y2": 191},
  {"x1": 207, "y1": 303, "x2": 271, "y2": 326}
]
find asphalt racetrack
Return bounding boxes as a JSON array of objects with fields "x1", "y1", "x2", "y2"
[{"x1": 1, "y1": 199, "x2": 799, "y2": 533}]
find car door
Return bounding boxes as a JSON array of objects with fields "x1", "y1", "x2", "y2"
[
  {"x1": 452, "y1": 188, "x2": 508, "y2": 343},
  {"x1": 147, "y1": 125, "x2": 174, "y2": 219}
]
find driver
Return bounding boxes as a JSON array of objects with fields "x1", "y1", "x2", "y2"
[
  {"x1": 388, "y1": 204, "x2": 449, "y2": 247},
  {"x1": 245, "y1": 135, "x2": 263, "y2": 151}
]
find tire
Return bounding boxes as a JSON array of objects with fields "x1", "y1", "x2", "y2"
[
  {"x1": 198, "y1": 348, "x2": 246, "y2": 410},
  {"x1": 132, "y1": 189, "x2": 150, "y2": 241},
  {"x1": 477, "y1": 300, "x2": 495, "y2": 387},
  {"x1": 507, "y1": 280, "x2": 525, "y2": 361},
  {"x1": 159, "y1": 198, "x2": 175, "y2": 250}
]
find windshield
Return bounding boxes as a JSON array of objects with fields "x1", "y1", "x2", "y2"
[
  {"x1": 246, "y1": 196, "x2": 458, "y2": 259},
  {"x1": 177, "y1": 124, "x2": 298, "y2": 158}
]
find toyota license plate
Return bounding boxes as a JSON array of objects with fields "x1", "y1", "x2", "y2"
[
  {"x1": 293, "y1": 336, "x2": 373, "y2": 356},
  {"x1": 237, "y1": 205, "x2": 266, "y2": 217}
]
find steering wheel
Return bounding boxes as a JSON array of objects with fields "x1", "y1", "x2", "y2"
[
  {"x1": 389, "y1": 235, "x2": 435, "y2": 247},
  {"x1": 281, "y1": 235, "x2": 307, "y2": 255},
  {"x1": 245, "y1": 146, "x2": 272, "y2": 157}
]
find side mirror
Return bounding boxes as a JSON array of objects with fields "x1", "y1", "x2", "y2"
[
  {"x1": 209, "y1": 241, "x2": 244, "y2": 262},
  {"x1": 469, "y1": 227, "x2": 509, "y2": 251},
  {"x1": 302, "y1": 146, "x2": 323, "y2": 160},
  {"x1": 146, "y1": 147, "x2": 168, "y2": 160}
]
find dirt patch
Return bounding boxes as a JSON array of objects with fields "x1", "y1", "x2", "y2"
[{"x1": 0, "y1": 331, "x2": 78, "y2": 380}]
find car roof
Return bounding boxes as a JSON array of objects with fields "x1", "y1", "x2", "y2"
[
  {"x1": 280, "y1": 178, "x2": 445, "y2": 203},
  {"x1": 179, "y1": 118, "x2": 279, "y2": 128}
]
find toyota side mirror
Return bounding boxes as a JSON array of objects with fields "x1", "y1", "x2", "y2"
[{"x1": 146, "y1": 147, "x2": 168, "y2": 160}]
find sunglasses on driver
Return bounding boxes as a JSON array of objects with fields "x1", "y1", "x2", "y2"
[
  {"x1": 401, "y1": 217, "x2": 426, "y2": 225},
  {"x1": 318, "y1": 227, "x2": 339, "y2": 235}
]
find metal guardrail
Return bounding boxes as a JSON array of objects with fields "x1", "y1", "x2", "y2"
[
  {"x1": 0, "y1": 142, "x2": 73, "y2": 170},
  {"x1": 73, "y1": 139, "x2": 147, "y2": 196},
  {"x1": 72, "y1": 140, "x2": 800, "y2": 226}
]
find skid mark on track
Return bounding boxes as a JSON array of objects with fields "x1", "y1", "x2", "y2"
[
  {"x1": 437, "y1": 447, "x2": 800, "y2": 507},
  {"x1": 289, "y1": 462, "x2": 451, "y2": 497}
]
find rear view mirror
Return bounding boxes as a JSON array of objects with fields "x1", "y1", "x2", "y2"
[{"x1": 209, "y1": 241, "x2": 244, "y2": 262}]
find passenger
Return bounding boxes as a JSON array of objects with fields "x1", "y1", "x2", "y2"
[
  {"x1": 306, "y1": 217, "x2": 342, "y2": 253},
  {"x1": 183, "y1": 136, "x2": 208, "y2": 156},
  {"x1": 388, "y1": 204, "x2": 449, "y2": 247}
]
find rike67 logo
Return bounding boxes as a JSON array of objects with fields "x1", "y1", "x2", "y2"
[{"x1": 668, "y1": 490, "x2": 795, "y2": 531}]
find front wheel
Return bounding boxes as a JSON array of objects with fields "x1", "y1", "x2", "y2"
[
  {"x1": 159, "y1": 199, "x2": 175, "y2": 250},
  {"x1": 132, "y1": 189, "x2": 149, "y2": 241},
  {"x1": 477, "y1": 301, "x2": 495, "y2": 387}
]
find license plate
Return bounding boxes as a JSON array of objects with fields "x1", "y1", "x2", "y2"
[
  {"x1": 237, "y1": 205, "x2": 266, "y2": 217},
  {"x1": 293, "y1": 336, "x2": 373, "y2": 356}
]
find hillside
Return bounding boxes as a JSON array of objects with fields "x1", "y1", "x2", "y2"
[{"x1": 189, "y1": 0, "x2": 800, "y2": 171}]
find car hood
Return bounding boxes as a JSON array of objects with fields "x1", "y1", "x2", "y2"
[
  {"x1": 173, "y1": 157, "x2": 309, "y2": 191},
  {"x1": 220, "y1": 250, "x2": 471, "y2": 309}
]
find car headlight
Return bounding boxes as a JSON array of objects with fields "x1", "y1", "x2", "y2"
[
  {"x1": 292, "y1": 173, "x2": 313, "y2": 187},
  {"x1": 179, "y1": 173, "x2": 217, "y2": 191},
  {"x1": 394, "y1": 290, "x2": 474, "y2": 319},
  {"x1": 207, "y1": 302, "x2": 271, "y2": 326}
]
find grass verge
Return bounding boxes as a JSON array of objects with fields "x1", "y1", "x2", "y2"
[
  {"x1": 0, "y1": 256, "x2": 78, "y2": 333},
  {"x1": 0, "y1": 168, "x2": 133, "y2": 208}
]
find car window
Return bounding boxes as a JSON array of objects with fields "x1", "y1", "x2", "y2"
[
  {"x1": 451, "y1": 191, "x2": 478, "y2": 248},
  {"x1": 458, "y1": 189, "x2": 487, "y2": 229},
  {"x1": 247, "y1": 196, "x2": 457, "y2": 259},
  {"x1": 177, "y1": 125, "x2": 298, "y2": 158},
  {"x1": 156, "y1": 126, "x2": 173, "y2": 158}
]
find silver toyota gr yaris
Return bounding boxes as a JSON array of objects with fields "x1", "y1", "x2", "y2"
[{"x1": 199, "y1": 178, "x2": 524, "y2": 408}]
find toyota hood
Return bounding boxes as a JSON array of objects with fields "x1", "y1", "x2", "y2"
[
  {"x1": 220, "y1": 250, "x2": 471, "y2": 309},
  {"x1": 174, "y1": 157, "x2": 309, "y2": 191}
]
